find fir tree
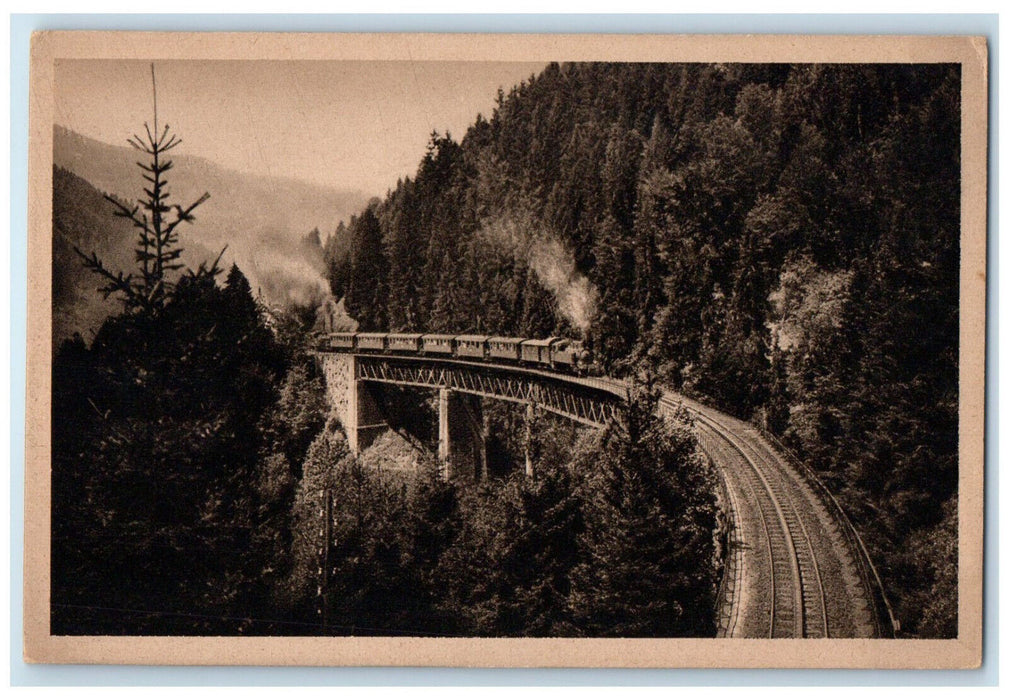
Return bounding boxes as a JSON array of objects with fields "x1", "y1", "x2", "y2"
[
  {"x1": 74, "y1": 64, "x2": 218, "y2": 316},
  {"x1": 567, "y1": 379, "x2": 720, "y2": 636},
  {"x1": 51, "y1": 66, "x2": 292, "y2": 635}
]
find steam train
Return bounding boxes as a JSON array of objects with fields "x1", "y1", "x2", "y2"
[{"x1": 320, "y1": 332, "x2": 591, "y2": 374}]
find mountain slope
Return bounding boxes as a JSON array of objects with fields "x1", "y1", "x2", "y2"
[
  {"x1": 54, "y1": 125, "x2": 371, "y2": 315},
  {"x1": 52, "y1": 166, "x2": 133, "y2": 344}
]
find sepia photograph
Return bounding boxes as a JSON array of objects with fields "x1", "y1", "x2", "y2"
[{"x1": 24, "y1": 32, "x2": 987, "y2": 668}]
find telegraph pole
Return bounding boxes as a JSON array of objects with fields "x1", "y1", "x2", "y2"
[{"x1": 319, "y1": 488, "x2": 332, "y2": 633}]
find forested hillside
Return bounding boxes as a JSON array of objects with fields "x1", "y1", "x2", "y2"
[
  {"x1": 53, "y1": 166, "x2": 137, "y2": 344},
  {"x1": 326, "y1": 62, "x2": 960, "y2": 637}
]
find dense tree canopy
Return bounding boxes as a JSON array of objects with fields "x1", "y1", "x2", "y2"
[
  {"x1": 567, "y1": 384, "x2": 720, "y2": 637},
  {"x1": 51, "y1": 267, "x2": 295, "y2": 633},
  {"x1": 51, "y1": 103, "x2": 326, "y2": 633}
]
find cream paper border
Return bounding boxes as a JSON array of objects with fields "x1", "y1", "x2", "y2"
[{"x1": 25, "y1": 31, "x2": 988, "y2": 668}]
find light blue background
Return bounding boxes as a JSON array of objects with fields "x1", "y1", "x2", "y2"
[{"x1": 10, "y1": 12, "x2": 999, "y2": 686}]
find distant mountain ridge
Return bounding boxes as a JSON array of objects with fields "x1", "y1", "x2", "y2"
[{"x1": 54, "y1": 125, "x2": 371, "y2": 315}]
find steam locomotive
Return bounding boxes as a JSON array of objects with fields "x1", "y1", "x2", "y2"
[{"x1": 320, "y1": 332, "x2": 591, "y2": 374}]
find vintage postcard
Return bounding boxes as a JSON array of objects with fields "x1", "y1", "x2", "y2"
[{"x1": 24, "y1": 31, "x2": 987, "y2": 668}]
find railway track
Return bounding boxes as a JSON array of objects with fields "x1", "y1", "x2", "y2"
[
  {"x1": 687, "y1": 405, "x2": 828, "y2": 637},
  {"x1": 658, "y1": 393, "x2": 880, "y2": 638}
]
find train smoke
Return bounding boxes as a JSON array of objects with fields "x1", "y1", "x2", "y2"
[
  {"x1": 240, "y1": 251, "x2": 330, "y2": 310},
  {"x1": 479, "y1": 214, "x2": 598, "y2": 333},
  {"x1": 183, "y1": 216, "x2": 332, "y2": 312}
]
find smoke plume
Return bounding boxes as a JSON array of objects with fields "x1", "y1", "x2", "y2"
[
  {"x1": 240, "y1": 250, "x2": 330, "y2": 310},
  {"x1": 479, "y1": 214, "x2": 598, "y2": 333}
]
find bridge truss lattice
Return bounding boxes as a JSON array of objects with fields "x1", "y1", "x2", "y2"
[{"x1": 354, "y1": 355, "x2": 624, "y2": 427}]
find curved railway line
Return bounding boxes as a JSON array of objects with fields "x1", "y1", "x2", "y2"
[
  {"x1": 689, "y1": 406, "x2": 828, "y2": 638},
  {"x1": 319, "y1": 342, "x2": 894, "y2": 638},
  {"x1": 664, "y1": 394, "x2": 884, "y2": 638}
]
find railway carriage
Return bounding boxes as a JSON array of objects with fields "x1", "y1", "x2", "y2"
[
  {"x1": 421, "y1": 334, "x2": 455, "y2": 355},
  {"x1": 356, "y1": 332, "x2": 388, "y2": 352},
  {"x1": 387, "y1": 333, "x2": 423, "y2": 353},
  {"x1": 329, "y1": 332, "x2": 356, "y2": 350},
  {"x1": 455, "y1": 334, "x2": 490, "y2": 359},
  {"x1": 520, "y1": 337, "x2": 557, "y2": 366},
  {"x1": 487, "y1": 336, "x2": 524, "y2": 362}
]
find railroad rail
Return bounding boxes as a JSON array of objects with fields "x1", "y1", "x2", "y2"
[{"x1": 670, "y1": 393, "x2": 882, "y2": 638}]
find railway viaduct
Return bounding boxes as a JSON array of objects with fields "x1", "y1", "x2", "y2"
[
  {"x1": 316, "y1": 350, "x2": 623, "y2": 478},
  {"x1": 315, "y1": 344, "x2": 896, "y2": 639}
]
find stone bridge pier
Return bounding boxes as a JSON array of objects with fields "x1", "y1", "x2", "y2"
[
  {"x1": 438, "y1": 388, "x2": 488, "y2": 481},
  {"x1": 317, "y1": 353, "x2": 388, "y2": 454}
]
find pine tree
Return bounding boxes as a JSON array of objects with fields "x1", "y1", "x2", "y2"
[
  {"x1": 438, "y1": 454, "x2": 583, "y2": 636},
  {"x1": 567, "y1": 379, "x2": 720, "y2": 636},
  {"x1": 323, "y1": 457, "x2": 412, "y2": 635},
  {"x1": 345, "y1": 203, "x2": 387, "y2": 330},
  {"x1": 51, "y1": 66, "x2": 293, "y2": 634},
  {"x1": 400, "y1": 461, "x2": 462, "y2": 633},
  {"x1": 74, "y1": 64, "x2": 217, "y2": 316}
]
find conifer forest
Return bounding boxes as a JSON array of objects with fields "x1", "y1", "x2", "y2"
[{"x1": 51, "y1": 62, "x2": 960, "y2": 639}]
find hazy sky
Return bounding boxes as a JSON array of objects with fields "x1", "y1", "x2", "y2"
[{"x1": 55, "y1": 59, "x2": 546, "y2": 196}]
